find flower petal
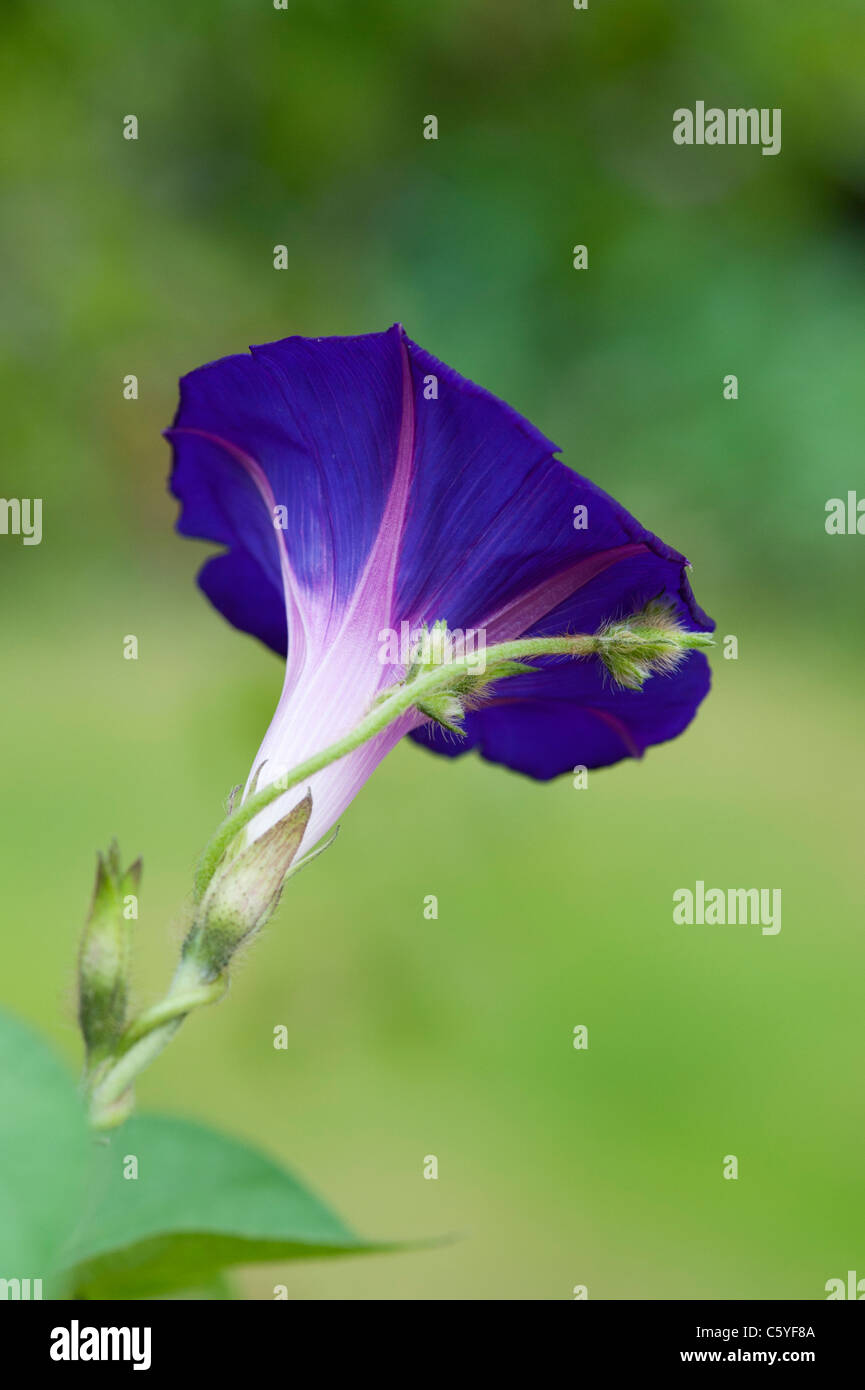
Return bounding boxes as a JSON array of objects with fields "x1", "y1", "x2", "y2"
[
  {"x1": 168, "y1": 326, "x2": 713, "y2": 813},
  {"x1": 411, "y1": 650, "x2": 712, "y2": 779},
  {"x1": 168, "y1": 327, "x2": 409, "y2": 641},
  {"x1": 395, "y1": 334, "x2": 710, "y2": 638},
  {"x1": 198, "y1": 551, "x2": 287, "y2": 657}
]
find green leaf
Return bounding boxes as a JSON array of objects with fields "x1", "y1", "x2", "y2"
[
  {"x1": 62, "y1": 1113, "x2": 394, "y2": 1298},
  {"x1": 0, "y1": 1008, "x2": 90, "y2": 1296}
]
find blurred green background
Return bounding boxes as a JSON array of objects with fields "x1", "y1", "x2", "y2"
[{"x1": 2, "y1": 0, "x2": 864, "y2": 1298}]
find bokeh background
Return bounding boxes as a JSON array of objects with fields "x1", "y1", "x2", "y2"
[{"x1": 2, "y1": 0, "x2": 864, "y2": 1298}]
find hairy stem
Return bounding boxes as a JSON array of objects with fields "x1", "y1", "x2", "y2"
[
  {"x1": 84, "y1": 606, "x2": 711, "y2": 1130},
  {"x1": 87, "y1": 958, "x2": 227, "y2": 1130},
  {"x1": 193, "y1": 622, "x2": 712, "y2": 900}
]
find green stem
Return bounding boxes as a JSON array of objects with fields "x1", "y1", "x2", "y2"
[
  {"x1": 87, "y1": 959, "x2": 227, "y2": 1130},
  {"x1": 82, "y1": 604, "x2": 712, "y2": 1131},
  {"x1": 191, "y1": 635, "x2": 588, "y2": 900},
  {"x1": 192, "y1": 624, "x2": 711, "y2": 901}
]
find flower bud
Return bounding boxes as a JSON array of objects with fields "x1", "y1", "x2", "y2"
[
  {"x1": 78, "y1": 841, "x2": 141, "y2": 1063},
  {"x1": 188, "y1": 791, "x2": 313, "y2": 976},
  {"x1": 414, "y1": 691, "x2": 466, "y2": 735},
  {"x1": 408, "y1": 620, "x2": 538, "y2": 733},
  {"x1": 593, "y1": 599, "x2": 714, "y2": 689}
]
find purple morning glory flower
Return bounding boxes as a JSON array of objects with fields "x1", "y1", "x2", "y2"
[{"x1": 167, "y1": 325, "x2": 712, "y2": 851}]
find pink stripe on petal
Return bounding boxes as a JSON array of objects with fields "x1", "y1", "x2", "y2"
[
  {"x1": 584, "y1": 705, "x2": 643, "y2": 759},
  {"x1": 314, "y1": 327, "x2": 416, "y2": 654},
  {"x1": 240, "y1": 337, "x2": 421, "y2": 848},
  {"x1": 480, "y1": 541, "x2": 650, "y2": 643}
]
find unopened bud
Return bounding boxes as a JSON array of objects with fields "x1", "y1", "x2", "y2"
[
  {"x1": 78, "y1": 841, "x2": 141, "y2": 1063},
  {"x1": 188, "y1": 791, "x2": 313, "y2": 976}
]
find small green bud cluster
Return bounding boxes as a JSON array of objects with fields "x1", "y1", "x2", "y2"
[
  {"x1": 407, "y1": 620, "x2": 534, "y2": 735},
  {"x1": 591, "y1": 599, "x2": 714, "y2": 690},
  {"x1": 396, "y1": 601, "x2": 712, "y2": 733}
]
